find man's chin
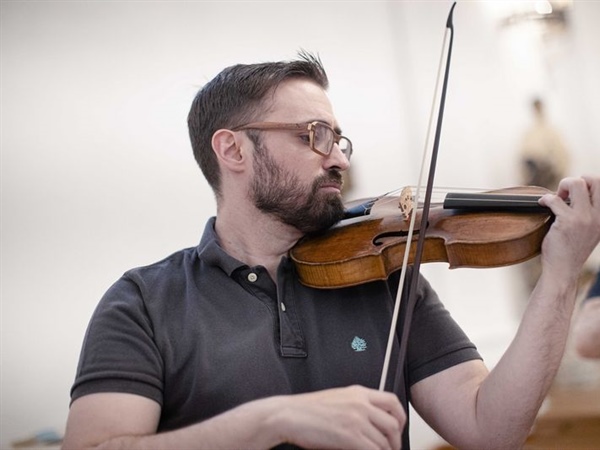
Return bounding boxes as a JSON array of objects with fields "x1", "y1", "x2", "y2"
[{"x1": 302, "y1": 203, "x2": 346, "y2": 235}]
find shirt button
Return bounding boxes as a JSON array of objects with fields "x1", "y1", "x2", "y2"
[
  {"x1": 280, "y1": 302, "x2": 286, "y2": 312},
  {"x1": 247, "y1": 272, "x2": 258, "y2": 282}
]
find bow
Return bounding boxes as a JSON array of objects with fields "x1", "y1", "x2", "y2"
[{"x1": 379, "y1": 1, "x2": 457, "y2": 392}]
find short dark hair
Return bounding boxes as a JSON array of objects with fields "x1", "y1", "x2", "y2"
[{"x1": 187, "y1": 51, "x2": 329, "y2": 197}]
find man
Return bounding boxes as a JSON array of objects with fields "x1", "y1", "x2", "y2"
[
  {"x1": 573, "y1": 270, "x2": 600, "y2": 359},
  {"x1": 63, "y1": 53, "x2": 600, "y2": 449}
]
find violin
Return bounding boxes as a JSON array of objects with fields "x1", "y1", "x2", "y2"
[{"x1": 290, "y1": 186, "x2": 554, "y2": 289}]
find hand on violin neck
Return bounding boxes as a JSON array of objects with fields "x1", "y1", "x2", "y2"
[{"x1": 538, "y1": 176, "x2": 600, "y2": 278}]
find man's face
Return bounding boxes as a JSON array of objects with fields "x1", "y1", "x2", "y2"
[
  {"x1": 248, "y1": 79, "x2": 350, "y2": 234},
  {"x1": 250, "y1": 137, "x2": 346, "y2": 234}
]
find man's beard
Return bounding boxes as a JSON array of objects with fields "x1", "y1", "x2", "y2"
[{"x1": 250, "y1": 141, "x2": 346, "y2": 234}]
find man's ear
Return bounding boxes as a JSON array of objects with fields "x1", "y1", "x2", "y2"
[{"x1": 212, "y1": 129, "x2": 246, "y2": 172}]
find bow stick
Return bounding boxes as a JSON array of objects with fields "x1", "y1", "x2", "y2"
[{"x1": 379, "y1": 2, "x2": 457, "y2": 392}]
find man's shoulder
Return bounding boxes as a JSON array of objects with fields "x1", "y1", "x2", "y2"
[{"x1": 122, "y1": 246, "x2": 201, "y2": 288}]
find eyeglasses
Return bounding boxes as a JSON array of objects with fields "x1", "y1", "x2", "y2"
[{"x1": 231, "y1": 121, "x2": 353, "y2": 160}]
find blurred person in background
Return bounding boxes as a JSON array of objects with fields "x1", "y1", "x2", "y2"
[{"x1": 520, "y1": 97, "x2": 570, "y2": 192}]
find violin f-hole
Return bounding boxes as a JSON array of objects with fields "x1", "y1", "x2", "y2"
[{"x1": 373, "y1": 227, "x2": 423, "y2": 246}]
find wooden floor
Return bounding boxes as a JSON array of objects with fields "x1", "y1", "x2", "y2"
[
  {"x1": 430, "y1": 386, "x2": 600, "y2": 450},
  {"x1": 524, "y1": 386, "x2": 600, "y2": 449}
]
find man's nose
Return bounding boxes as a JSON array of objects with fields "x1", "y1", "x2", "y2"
[{"x1": 324, "y1": 143, "x2": 351, "y2": 171}]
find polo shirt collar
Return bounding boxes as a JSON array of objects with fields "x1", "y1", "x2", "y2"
[{"x1": 196, "y1": 217, "x2": 248, "y2": 276}]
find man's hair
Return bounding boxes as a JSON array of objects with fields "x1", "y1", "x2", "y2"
[{"x1": 187, "y1": 51, "x2": 329, "y2": 197}]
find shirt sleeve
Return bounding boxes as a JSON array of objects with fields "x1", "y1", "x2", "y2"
[
  {"x1": 584, "y1": 271, "x2": 600, "y2": 301},
  {"x1": 70, "y1": 274, "x2": 164, "y2": 406},
  {"x1": 392, "y1": 270, "x2": 482, "y2": 387}
]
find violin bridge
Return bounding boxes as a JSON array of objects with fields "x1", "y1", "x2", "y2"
[{"x1": 399, "y1": 186, "x2": 413, "y2": 221}]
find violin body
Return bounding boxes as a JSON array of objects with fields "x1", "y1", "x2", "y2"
[{"x1": 290, "y1": 186, "x2": 553, "y2": 289}]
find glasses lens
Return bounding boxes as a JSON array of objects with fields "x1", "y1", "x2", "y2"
[
  {"x1": 310, "y1": 122, "x2": 352, "y2": 160},
  {"x1": 338, "y1": 138, "x2": 352, "y2": 160},
  {"x1": 311, "y1": 123, "x2": 333, "y2": 156}
]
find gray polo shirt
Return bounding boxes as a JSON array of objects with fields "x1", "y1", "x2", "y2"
[{"x1": 71, "y1": 217, "x2": 481, "y2": 448}]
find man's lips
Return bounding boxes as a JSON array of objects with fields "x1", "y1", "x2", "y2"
[
  {"x1": 316, "y1": 171, "x2": 344, "y2": 192},
  {"x1": 319, "y1": 181, "x2": 343, "y2": 192}
]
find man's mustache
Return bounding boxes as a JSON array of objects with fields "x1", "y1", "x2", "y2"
[{"x1": 315, "y1": 170, "x2": 344, "y2": 190}]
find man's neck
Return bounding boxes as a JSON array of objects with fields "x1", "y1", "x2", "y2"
[{"x1": 214, "y1": 205, "x2": 303, "y2": 283}]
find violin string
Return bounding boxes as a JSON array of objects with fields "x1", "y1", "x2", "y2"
[
  {"x1": 368, "y1": 188, "x2": 546, "y2": 211},
  {"x1": 354, "y1": 186, "x2": 563, "y2": 225},
  {"x1": 364, "y1": 186, "x2": 497, "y2": 211}
]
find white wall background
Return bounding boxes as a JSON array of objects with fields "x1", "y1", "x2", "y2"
[{"x1": 2, "y1": 1, "x2": 600, "y2": 448}]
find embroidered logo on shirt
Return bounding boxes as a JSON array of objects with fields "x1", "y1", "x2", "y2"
[{"x1": 351, "y1": 336, "x2": 367, "y2": 352}]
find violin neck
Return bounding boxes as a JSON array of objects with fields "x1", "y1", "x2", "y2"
[{"x1": 443, "y1": 192, "x2": 549, "y2": 213}]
